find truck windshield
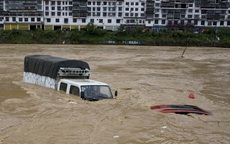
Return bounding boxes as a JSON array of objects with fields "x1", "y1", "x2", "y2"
[{"x1": 81, "y1": 85, "x2": 113, "y2": 100}]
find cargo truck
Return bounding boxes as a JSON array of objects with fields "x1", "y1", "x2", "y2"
[{"x1": 23, "y1": 55, "x2": 117, "y2": 101}]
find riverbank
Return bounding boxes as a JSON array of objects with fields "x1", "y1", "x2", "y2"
[{"x1": 1, "y1": 28, "x2": 230, "y2": 47}]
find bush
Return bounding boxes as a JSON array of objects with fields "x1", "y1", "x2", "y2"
[{"x1": 0, "y1": 27, "x2": 230, "y2": 48}]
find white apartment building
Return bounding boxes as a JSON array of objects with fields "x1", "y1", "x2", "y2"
[{"x1": 0, "y1": 0, "x2": 230, "y2": 31}]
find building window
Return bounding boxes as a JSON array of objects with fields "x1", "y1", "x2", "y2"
[
  {"x1": 188, "y1": 9, "x2": 193, "y2": 13},
  {"x1": 31, "y1": 18, "x2": 35, "y2": 22},
  {"x1": 181, "y1": 15, "x2": 185, "y2": 18},
  {"x1": 19, "y1": 18, "x2": 23, "y2": 22},
  {"x1": 51, "y1": 1, "x2": 55, "y2": 5},
  {"x1": 45, "y1": 0, "x2": 49, "y2": 5},
  {"x1": 57, "y1": 12, "x2": 61, "y2": 16},
  {"x1": 12, "y1": 17, "x2": 16, "y2": 21},
  {"x1": 213, "y1": 21, "x2": 217, "y2": 26},
  {"x1": 103, "y1": 13, "x2": 107, "y2": 16},
  {"x1": 194, "y1": 20, "x2": 198, "y2": 25},
  {"x1": 45, "y1": 12, "x2": 49, "y2": 16},
  {"x1": 108, "y1": 19, "x2": 112, "y2": 23},
  {"x1": 45, "y1": 6, "x2": 49, "y2": 10},
  {"x1": 220, "y1": 21, "x2": 224, "y2": 25},
  {"x1": 47, "y1": 18, "x2": 51, "y2": 23},
  {"x1": 64, "y1": 18, "x2": 68, "y2": 23},
  {"x1": 52, "y1": 7, "x2": 55, "y2": 10},
  {"x1": 194, "y1": 15, "x2": 199, "y2": 19},
  {"x1": 99, "y1": 19, "x2": 103, "y2": 23},
  {"x1": 73, "y1": 18, "x2": 77, "y2": 23},
  {"x1": 188, "y1": 15, "x2": 193, "y2": 18},
  {"x1": 118, "y1": 12, "x2": 122, "y2": 17},
  {"x1": 25, "y1": 18, "x2": 28, "y2": 22},
  {"x1": 155, "y1": 3, "x2": 160, "y2": 7},
  {"x1": 90, "y1": 19, "x2": 94, "y2": 23},
  {"x1": 201, "y1": 21, "x2": 205, "y2": 25},
  {"x1": 51, "y1": 12, "x2": 55, "y2": 16},
  {"x1": 116, "y1": 19, "x2": 120, "y2": 23},
  {"x1": 37, "y1": 18, "x2": 41, "y2": 22},
  {"x1": 82, "y1": 19, "x2": 86, "y2": 23},
  {"x1": 227, "y1": 21, "x2": 230, "y2": 25},
  {"x1": 155, "y1": 20, "x2": 158, "y2": 24},
  {"x1": 155, "y1": 14, "x2": 159, "y2": 18},
  {"x1": 162, "y1": 20, "x2": 165, "y2": 24}
]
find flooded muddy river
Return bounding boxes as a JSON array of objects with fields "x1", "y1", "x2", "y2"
[{"x1": 0, "y1": 44, "x2": 230, "y2": 144}]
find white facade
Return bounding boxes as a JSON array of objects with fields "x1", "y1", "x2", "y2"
[{"x1": 1, "y1": 0, "x2": 230, "y2": 30}]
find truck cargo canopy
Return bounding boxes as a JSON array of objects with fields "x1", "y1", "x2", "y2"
[{"x1": 24, "y1": 55, "x2": 90, "y2": 79}]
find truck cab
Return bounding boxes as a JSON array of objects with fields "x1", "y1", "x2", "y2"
[{"x1": 57, "y1": 79, "x2": 117, "y2": 101}]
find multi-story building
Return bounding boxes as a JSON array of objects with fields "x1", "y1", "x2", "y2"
[{"x1": 0, "y1": 0, "x2": 229, "y2": 31}]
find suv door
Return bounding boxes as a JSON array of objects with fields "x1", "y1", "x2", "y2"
[{"x1": 69, "y1": 85, "x2": 80, "y2": 97}]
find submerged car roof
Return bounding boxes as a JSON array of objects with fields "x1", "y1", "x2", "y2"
[
  {"x1": 59, "y1": 79, "x2": 109, "y2": 86},
  {"x1": 150, "y1": 104, "x2": 210, "y2": 115}
]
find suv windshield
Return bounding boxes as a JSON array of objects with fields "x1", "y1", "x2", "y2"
[{"x1": 81, "y1": 85, "x2": 113, "y2": 101}]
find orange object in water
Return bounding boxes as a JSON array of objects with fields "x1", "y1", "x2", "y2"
[{"x1": 188, "y1": 93, "x2": 195, "y2": 99}]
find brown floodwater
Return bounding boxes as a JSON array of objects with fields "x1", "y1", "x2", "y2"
[{"x1": 0, "y1": 44, "x2": 230, "y2": 144}]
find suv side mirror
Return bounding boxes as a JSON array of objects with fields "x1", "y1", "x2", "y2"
[{"x1": 114, "y1": 91, "x2": 118, "y2": 98}]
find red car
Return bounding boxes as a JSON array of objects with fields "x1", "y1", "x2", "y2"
[{"x1": 150, "y1": 104, "x2": 210, "y2": 115}]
